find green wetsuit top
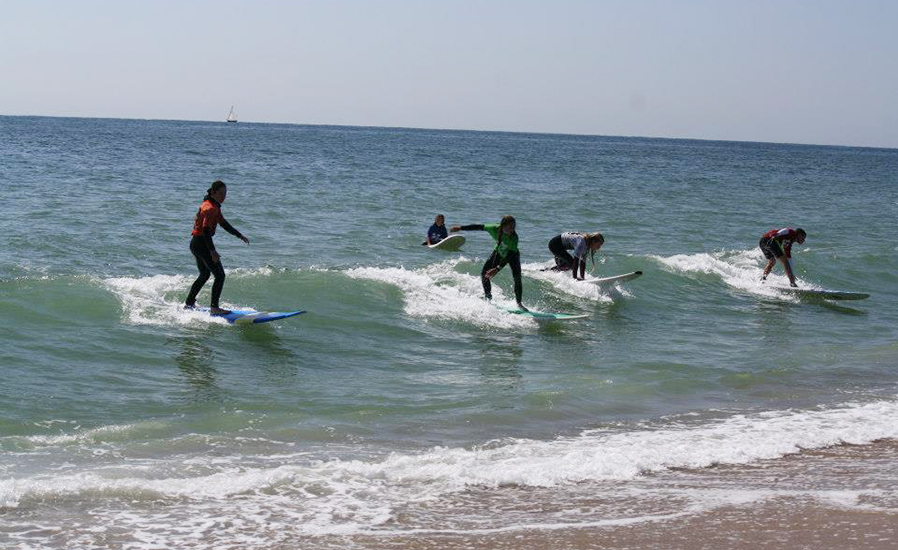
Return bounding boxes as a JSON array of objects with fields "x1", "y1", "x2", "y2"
[{"x1": 461, "y1": 223, "x2": 519, "y2": 259}]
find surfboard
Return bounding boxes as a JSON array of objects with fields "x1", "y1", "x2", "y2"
[
  {"x1": 502, "y1": 306, "x2": 588, "y2": 321},
  {"x1": 425, "y1": 234, "x2": 466, "y2": 251},
  {"x1": 776, "y1": 288, "x2": 869, "y2": 301},
  {"x1": 587, "y1": 271, "x2": 643, "y2": 286},
  {"x1": 195, "y1": 307, "x2": 307, "y2": 324}
]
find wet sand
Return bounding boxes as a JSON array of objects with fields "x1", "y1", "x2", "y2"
[
  {"x1": 361, "y1": 504, "x2": 896, "y2": 550},
  {"x1": 301, "y1": 439, "x2": 898, "y2": 550}
]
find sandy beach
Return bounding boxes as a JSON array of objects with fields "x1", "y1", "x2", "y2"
[{"x1": 312, "y1": 439, "x2": 898, "y2": 550}]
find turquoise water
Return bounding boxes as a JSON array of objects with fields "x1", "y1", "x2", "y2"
[{"x1": 1, "y1": 116, "x2": 897, "y2": 548}]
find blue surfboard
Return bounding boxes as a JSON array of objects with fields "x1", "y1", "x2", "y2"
[{"x1": 196, "y1": 307, "x2": 306, "y2": 325}]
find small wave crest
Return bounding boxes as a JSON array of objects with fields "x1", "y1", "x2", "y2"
[
  {"x1": 4, "y1": 398, "x2": 896, "y2": 536},
  {"x1": 346, "y1": 259, "x2": 535, "y2": 329},
  {"x1": 101, "y1": 274, "x2": 228, "y2": 326},
  {"x1": 100, "y1": 267, "x2": 292, "y2": 326},
  {"x1": 3, "y1": 420, "x2": 172, "y2": 451},
  {"x1": 650, "y1": 248, "x2": 822, "y2": 299},
  {"x1": 521, "y1": 261, "x2": 618, "y2": 302}
]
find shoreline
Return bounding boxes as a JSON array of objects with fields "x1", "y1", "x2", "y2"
[{"x1": 313, "y1": 439, "x2": 898, "y2": 550}]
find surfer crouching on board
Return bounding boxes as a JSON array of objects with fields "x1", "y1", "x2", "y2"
[
  {"x1": 450, "y1": 215, "x2": 526, "y2": 310},
  {"x1": 184, "y1": 180, "x2": 250, "y2": 315},
  {"x1": 546, "y1": 232, "x2": 604, "y2": 280},
  {"x1": 426, "y1": 214, "x2": 448, "y2": 245},
  {"x1": 759, "y1": 227, "x2": 806, "y2": 287}
]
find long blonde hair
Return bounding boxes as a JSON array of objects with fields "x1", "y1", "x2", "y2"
[{"x1": 583, "y1": 232, "x2": 604, "y2": 269}]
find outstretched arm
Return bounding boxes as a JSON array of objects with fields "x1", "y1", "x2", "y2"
[
  {"x1": 450, "y1": 224, "x2": 485, "y2": 232},
  {"x1": 220, "y1": 216, "x2": 250, "y2": 244}
]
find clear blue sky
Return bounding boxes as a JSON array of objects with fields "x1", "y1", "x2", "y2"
[{"x1": 2, "y1": 0, "x2": 896, "y2": 147}]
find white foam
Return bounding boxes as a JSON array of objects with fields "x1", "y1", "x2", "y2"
[
  {"x1": 227, "y1": 266, "x2": 276, "y2": 278},
  {"x1": 3, "y1": 399, "x2": 896, "y2": 537},
  {"x1": 328, "y1": 399, "x2": 898, "y2": 491},
  {"x1": 346, "y1": 259, "x2": 535, "y2": 329},
  {"x1": 651, "y1": 248, "x2": 821, "y2": 299},
  {"x1": 522, "y1": 261, "x2": 616, "y2": 302},
  {"x1": 15, "y1": 420, "x2": 171, "y2": 448},
  {"x1": 101, "y1": 274, "x2": 238, "y2": 326}
]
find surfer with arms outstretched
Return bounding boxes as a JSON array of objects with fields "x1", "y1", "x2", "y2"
[
  {"x1": 184, "y1": 180, "x2": 250, "y2": 315},
  {"x1": 450, "y1": 215, "x2": 526, "y2": 310},
  {"x1": 759, "y1": 227, "x2": 806, "y2": 287},
  {"x1": 545, "y1": 232, "x2": 604, "y2": 280}
]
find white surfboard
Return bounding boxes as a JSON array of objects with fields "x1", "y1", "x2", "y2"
[
  {"x1": 195, "y1": 307, "x2": 307, "y2": 324},
  {"x1": 425, "y1": 234, "x2": 466, "y2": 251},
  {"x1": 775, "y1": 288, "x2": 869, "y2": 301},
  {"x1": 502, "y1": 306, "x2": 588, "y2": 321},
  {"x1": 586, "y1": 271, "x2": 643, "y2": 286}
]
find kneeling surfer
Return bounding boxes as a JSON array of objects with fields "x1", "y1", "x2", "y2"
[
  {"x1": 184, "y1": 180, "x2": 250, "y2": 315},
  {"x1": 450, "y1": 215, "x2": 526, "y2": 310},
  {"x1": 547, "y1": 232, "x2": 604, "y2": 280}
]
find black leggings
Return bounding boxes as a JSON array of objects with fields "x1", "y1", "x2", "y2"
[
  {"x1": 548, "y1": 235, "x2": 574, "y2": 270},
  {"x1": 186, "y1": 236, "x2": 225, "y2": 308},
  {"x1": 482, "y1": 250, "x2": 522, "y2": 304}
]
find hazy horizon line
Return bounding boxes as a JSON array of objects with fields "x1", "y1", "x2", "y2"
[{"x1": 3, "y1": 112, "x2": 895, "y2": 152}]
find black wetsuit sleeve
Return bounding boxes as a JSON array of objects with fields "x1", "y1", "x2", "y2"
[
  {"x1": 202, "y1": 227, "x2": 216, "y2": 251},
  {"x1": 459, "y1": 224, "x2": 485, "y2": 231},
  {"x1": 219, "y1": 217, "x2": 244, "y2": 240}
]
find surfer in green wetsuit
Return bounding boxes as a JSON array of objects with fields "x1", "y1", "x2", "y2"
[{"x1": 450, "y1": 215, "x2": 526, "y2": 310}]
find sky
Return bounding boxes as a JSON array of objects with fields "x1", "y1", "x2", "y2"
[{"x1": 1, "y1": 0, "x2": 896, "y2": 148}]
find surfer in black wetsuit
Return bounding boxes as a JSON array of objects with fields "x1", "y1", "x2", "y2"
[{"x1": 184, "y1": 180, "x2": 250, "y2": 315}]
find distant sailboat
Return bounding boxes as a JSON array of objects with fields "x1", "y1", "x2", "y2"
[{"x1": 226, "y1": 106, "x2": 237, "y2": 123}]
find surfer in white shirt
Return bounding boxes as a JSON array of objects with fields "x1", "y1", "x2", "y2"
[{"x1": 546, "y1": 232, "x2": 604, "y2": 280}]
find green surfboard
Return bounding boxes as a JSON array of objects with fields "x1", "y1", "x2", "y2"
[{"x1": 502, "y1": 307, "x2": 588, "y2": 321}]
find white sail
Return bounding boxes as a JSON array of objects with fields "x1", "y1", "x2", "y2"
[{"x1": 226, "y1": 106, "x2": 237, "y2": 123}]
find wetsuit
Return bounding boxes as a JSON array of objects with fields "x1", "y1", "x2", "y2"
[
  {"x1": 759, "y1": 228, "x2": 800, "y2": 260},
  {"x1": 185, "y1": 197, "x2": 245, "y2": 308},
  {"x1": 459, "y1": 224, "x2": 522, "y2": 304},
  {"x1": 548, "y1": 232, "x2": 588, "y2": 278},
  {"x1": 427, "y1": 223, "x2": 448, "y2": 244}
]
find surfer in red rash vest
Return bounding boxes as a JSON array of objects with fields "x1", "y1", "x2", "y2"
[
  {"x1": 759, "y1": 227, "x2": 806, "y2": 287},
  {"x1": 184, "y1": 180, "x2": 250, "y2": 315}
]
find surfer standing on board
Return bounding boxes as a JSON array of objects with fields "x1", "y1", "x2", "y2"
[
  {"x1": 184, "y1": 180, "x2": 250, "y2": 315},
  {"x1": 425, "y1": 214, "x2": 448, "y2": 245},
  {"x1": 545, "y1": 232, "x2": 604, "y2": 280},
  {"x1": 450, "y1": 215, "x2": 526, "y2": 310},
  {"x1": 759, "y1": 227, "x2": 806, "y2": 287}
]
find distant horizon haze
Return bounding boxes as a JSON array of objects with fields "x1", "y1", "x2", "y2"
[
  {"x1": 1, "y1": 0, "x2": 896, "y2": 149},
  {"x1": 2, "y1": 112, "x2": 895, "y2": 151}
]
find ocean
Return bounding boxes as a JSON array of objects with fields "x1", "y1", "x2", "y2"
[{"x1": 1, "y1": 115, "x2": 896, "y2": 549}]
